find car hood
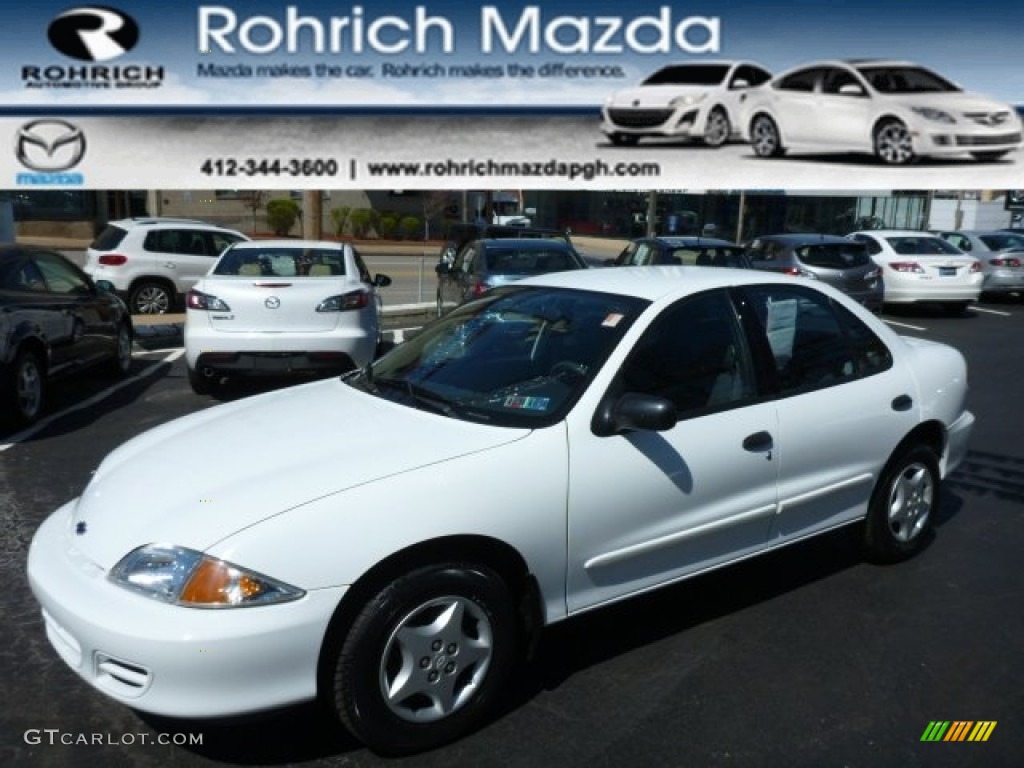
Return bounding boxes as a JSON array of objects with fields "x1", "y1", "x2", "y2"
[
  {"x1": 607, "y1": 84, "x2": 711, "y2": 107},
  {"x1": 69, "y1": 378, "x2": 529, "y2": 569},
  {"x1": 887, "y1": 91, "x2": 1015, "y2": 116}
]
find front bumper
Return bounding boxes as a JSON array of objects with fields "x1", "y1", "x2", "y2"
[
  {"x1": 943, "y1": 410, "x2": 975, "y2": 478},
  {"x1": 27, "y1": 501, "x2": 346, "y2": 718},
  {"x1": 601, "y1": 105, "x2": 708, "y2": 140},
  {"x1": 914, "y1": 123, "x2": 1022, "y2": 157}
]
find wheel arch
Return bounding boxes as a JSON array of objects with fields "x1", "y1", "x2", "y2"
[
  {"x1": 9, "y1": 334, "x2": 49, "y2": 374},
  {"x1": 748, "y1": 110, "x2": 783, "y2": 142},
  {"x1": 315, "y1": 533, "x2": 542, "y2": 699},
  {"x1": 871, "y1": 113, "x2": 909, "y2": 138},
  {"x1": 883, "y1": 420, "x2": 945, "y2": 477},
  {"x1": 128, "y1": 275, "x2": 178, "y2": 298}
]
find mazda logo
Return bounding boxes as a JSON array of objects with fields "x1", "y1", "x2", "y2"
[
  {"x1": 48, "y1": 6, "x2": 140, "y2": 62},
  {"x1": 16, "y1": 120, "x2": 87, "y2": 172},
  {"x1": 265, "y1": 296, "x2": 281, "y2": 309}
]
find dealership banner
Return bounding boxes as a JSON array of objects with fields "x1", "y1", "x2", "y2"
[{"x1": 1, "y1": 0, "x2": 1022, "y2": 188}]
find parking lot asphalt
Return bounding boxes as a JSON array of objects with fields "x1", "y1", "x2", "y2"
[{"x1": 2, "y1": 299, "x2": 1022, "y2": 768}]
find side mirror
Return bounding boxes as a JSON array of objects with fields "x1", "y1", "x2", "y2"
[
  {"x1": 730, "y1": 78, "x2": 750, "y2": 90},
  {"x1": 839, "y1": 83, "x2": 865, "y2": 97},
  {"x1": 374, "y1": 274, "x2": 392, "y2": 288},
  {"x1": 435, "y1": 261, "x2": 450, "y2": 276},
  {"x1": 95, "y1": 279, "x2": 115, "y2": 294},
  {"x1": 592, "y1": 392, "x2": 677, "y2": 436}
]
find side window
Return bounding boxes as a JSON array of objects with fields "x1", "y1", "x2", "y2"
[
  {"x1": 352, "y1": 249, "x2": 372, "y2": 283},
  {"x1": 617, "y1": 290, "x2": 757, "y2": 417},
  {"x1": 181, "y1": 230, "x2": 212, "y2": 256},
  {"x1": 144, "y1": 229, "x2": 184, "y2": 253},
  {"x1": 732, "y1": 65, "x2": 771, "y2": 88},
  {"x1": 34, "y1": 253, "x2": 92, "y2": 295},
  {"x1": 616, "y1": 242, "x2": 637, "y2": 266},
  {"x1": 822, "y1": 68, "x2": 863, "y2": 95},
  {"x1": 776, "y1": 68, "x2": 821, "y2": 92},
  {"x1": 208, "y1": 232, "x2": 243, "y2": 255},
  {"x1": 460, "y1": 247, "x2": 477, "y2": 274},
  {"x1": 633, "y1": 243, "x2": 654, "y2": 266},
  {"x1": 742, "y1": 285, "x2": 891, "y2": 395},
  {"x1": 3, "y1": 259, "x2": 47, "y2": 292}
]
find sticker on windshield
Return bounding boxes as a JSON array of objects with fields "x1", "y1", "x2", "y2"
[
  {"x1": 503, "y1": 396, "x2": 551, "y2": 411},
  {"x1": 602, "y1": 313, "x2": 624, "y2": 327}
]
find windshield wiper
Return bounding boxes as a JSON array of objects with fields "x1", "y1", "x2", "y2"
[{"x1": 374, "y1": 376, "x2": 458, "y2": 417}]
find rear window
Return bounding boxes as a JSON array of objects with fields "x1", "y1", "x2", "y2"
[
  {"x1": 214, "y1": 247, "x2": 347, "y2": 277},
  {"x1": 672, "y1": 246, "x2": 750, "y2": 268},
  {"x1": 89, "y1": 225, "x2": 127, "y2": 251},
  {"x1": 794, "y1": 243, "x2": 870, "y2": 269},
  {"x1": 483, "y1": 248, "x2": 580, "y2": 275},
  {"x1": 885, "y1": 237, "x2": 963, "y2": 256}
]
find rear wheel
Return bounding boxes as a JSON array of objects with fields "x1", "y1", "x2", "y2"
[
  {"x1": 863, "y1": 445, "x2": 940, "y2": 563},
  {"x1": 328, "y1": 563, "x2": 519, "y2": 755},
  {"x1": 942, "y1": 301, "x2": 971, "y2": 316},
  {"x1": 4, "y1": 349, "x2": 45, "y2": 427},
  {"x1": 130, "y1": 281, "x2": 174, "y2": 315},
  {"x1": 105, "y1": 322, "x2": 133, "y2": 376},
  {"x1": 187, "y1": 366, "x2": 215, "y2": 395}
]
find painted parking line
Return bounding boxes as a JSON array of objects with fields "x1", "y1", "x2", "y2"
[
  {"x1": 882, "y1": 318, "x2": 928, "y2": 331},
  {"x1": 0, "y1": 349, "x2": 185, "y2": 453},
  {"x1": 971, "y1": 306, "x2": 1013, "y2": 317}
]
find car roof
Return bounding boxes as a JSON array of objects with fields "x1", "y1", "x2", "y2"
[
  {"x1": 750, "y1": 233, "x2": 857, "y2": 245},
  {"x1": 108, "y1": 217, "x2": 236, "y2": 230},
  {"x1": 476, "y1": 238, "x2": 573, "y2": 249},
  {"x1": 516, "y1": 265, "x2": 801, "y2": 302},
  {"x1": 646, "y1": 236, "x2": 738, "y2": 247},
  {"x1": 0, "y1": 244, "x2": 67, "y2": 260},
  {"x1": 229, "y1": 239, "x2": 347, "y2": 250},
  {"x1": 852, "y1": 229, "x2": 943, "y2": 237}
]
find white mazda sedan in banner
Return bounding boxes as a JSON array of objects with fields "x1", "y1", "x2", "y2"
[
  {"x1": 28, "y1": 268, "x2": 973, "y2": 754},
  {"x1": 746, "y1": 59, "x2": 1023, "y2": 164},
  {"x1": 601, "y1": 61, "x2": 772, "y2": 147}
]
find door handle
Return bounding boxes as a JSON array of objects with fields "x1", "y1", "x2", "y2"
[
  {"x1": 891, "y1": 394, "x2": 913, "y2": 412},
  {"x1": 742, "y1": 431, "x2": 774, "y2": 453}
]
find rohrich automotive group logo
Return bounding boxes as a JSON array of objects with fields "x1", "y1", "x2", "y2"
[
  {"x1": 920, "y1": 721, "x2": 997, "y2": 742},
  {"x1": 47, "y1": 6, "x2": 139, "y2": 62},
  {"x1": 14, "y1": 120, "x2": 86, "y2": 186},
  {"x1": 21, "y1": 5, "x2": 162, "y2": 91}
]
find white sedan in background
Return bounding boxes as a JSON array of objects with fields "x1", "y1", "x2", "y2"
[
  {"x1": 601, "y1": 61, "x2": 772, "y2": 147},
  {"x1": 848, "y1": 230, "x2": 983, "y2": 312},
  {"x1": 29, "y1": 268, "x2": 973, "y2": 754},
  {"x1": 746, "y1": 59, "x2": 1023, "y2": 164},
  {"x1": 184, "y1": 240, "x2": 391, "y2": 394}
]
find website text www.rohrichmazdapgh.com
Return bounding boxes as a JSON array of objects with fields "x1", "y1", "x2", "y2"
[{"x1": 364, "y1": 158, "x2": 661, "y2": 182}]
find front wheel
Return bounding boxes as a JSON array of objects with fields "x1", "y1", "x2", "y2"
[
  {"x1": 873, "y1": 119, "x2": 915, "y2": 165},
  {"x1": 703, "y1": 107, "x2": 731, "y2": 147},
  {"x1": 105, "y1": 322, "x2": 133, "y2": 376},
  {"x1": 750, "y1": 115, "x2": 784, "y2": 157},
  {"x1": 863, "y1": 445, "x2": 940, "y2": 563},
  {"x1": 328, "y1": 563, "x2": 519, "y2": 755}
]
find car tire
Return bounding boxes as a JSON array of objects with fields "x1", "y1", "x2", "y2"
[
  {"x1": 105, "y1": 322, "x2": 133, "y2": 376},
  {"x1": 4, "y1": 349, "x2": 45, "y2": 427},
  {"x1": 703, "y1": 107, "x2": 730, "y2": 147},
  {"x1": 329, "y1": 563, "x2": 519, "y2": 755},
  {"x1": 609, "y1": 133, "x2": 639, "y2": 147},
  {"x1": 970, "y1": 150, "x2": 1009, "y2": 162},
  {"x1": 863, "y1": 445, "x2": 940, "y2": 563},
  {"x1": 873, "y1": 119, "x2": 915, "y2": 165},
  {"x1": 750, "y1": 115, "x2": 784, "y2": 157},
  {"x1": 129, "y1": 281, "x2": 175, "y2": 315},
  {"x1": 941, "y1": 301, "x2": 971, "y2": 316},
  {"x1": 187, "y1": 366, "x2": 215, "y2": 395}
]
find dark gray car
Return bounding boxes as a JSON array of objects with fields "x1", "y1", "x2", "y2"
[
  {"x1": 745, "y1": 233, "x2": 884, "y2": 312},
  {"x1": 436, "y1": 238, "x2": 588, "y2": 315}
]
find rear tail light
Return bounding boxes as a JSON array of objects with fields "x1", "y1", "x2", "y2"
[
  {"x1": 888, "y1": 261, "x2": 925, "y2": 274},
  {"x1": 989, "y1": 257, "x2": 1021, "y2": 268},
  {"x1": 783, "y1": 267, "x2": 817, "y2": 279},
  {"x1": 470, "y1": 281, "x2": 490, "y2": 297},
  {"x1": 187, "y1": 290, "x2": 231, "y2": 311},
  {"x1": 969, "y1": 261, "x2": 983, "y2": 273},
  {"x1": 865, "y1": 267, "x2": 882, "y2": 280},
  {"x1": 98, "y1": 254, "x2": 128, "y2": 266},
  {"x1": 317, "y1": 290, "x2": 368, "y2": 312}
]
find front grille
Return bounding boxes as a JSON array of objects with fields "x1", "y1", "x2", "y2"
[
  {"x1": 962, "y1": 111, "x2": 1013, "y2": 127},
  {"x1": 955, "y1": 132, "x2": 1022, "y2": 147},
  {"x1": 607, "y1": 108, "x2": 673, "y2": 129}
]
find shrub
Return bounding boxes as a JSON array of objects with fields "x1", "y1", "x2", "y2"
[
  {"x1": 348, "y1": 208, "x2": 373, "y2": 238},
  {"x1": 399, "y1": 215, "x2": 422, "y2": 240},
  {"x1": 378, "y1": 214, "x2": 399, "y2": 240},
  {"x1": 265, "y1": 198, "x2": 300, "y2": 236},
  {"x1": 329, "y1": 206, "x2": 351, "y2": 237}
]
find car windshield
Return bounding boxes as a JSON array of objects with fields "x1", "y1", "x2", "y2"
[
  {"x1": 856, "y1": 65, "x2": 959, "y2": 94},
  {"x1": 213, "y1": 247, "x2": 347, "y2": 277},
  {"x1": 885, "y1": 237, "x2": 965, "y2": 256},
  {"x1": 352, "y1": 286, "x2": 649, "y2": 428},
  {"x1": 642, "y1": 64, "x2": 730, "y2": 86},
  {"x1": 483, "y1": 247, "x2": 582, "y2": 275},
  {"x1": 795, "y1": 243, "x2": 870, "y2": 268}
]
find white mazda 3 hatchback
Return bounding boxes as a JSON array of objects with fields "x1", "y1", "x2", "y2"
[
  {"x1": 29, "y1": 267, "x2": 974, "y2": 754},
  {"x1": 184, "y1": 240, "x2": 391, "y2": 393},
  {"x1": 746, "y1": 59, "x2": 1023, "y2": 164},
  {"x1": 601, "y1": 61, "x2": 772, "y2": 147}
]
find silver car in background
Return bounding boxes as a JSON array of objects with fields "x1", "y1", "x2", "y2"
[
  {"x1": 934, "y1": 229, "x2": 1024, "y2": 296},
  {"x1": 744, "y1": 233, "x2": 884, "y2": 312}
]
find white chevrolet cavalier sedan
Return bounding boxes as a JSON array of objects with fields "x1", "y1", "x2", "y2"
[{"x1": 28, "y1": 267, "x2": 974, "y2": 754}]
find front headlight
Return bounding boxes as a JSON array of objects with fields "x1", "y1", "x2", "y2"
[
  {"x1": 669, "y1": 93, "x2": 708, "y2": 109},
  {"x1": 911, "y1": 107, "x2": 955, "y2": 124},
  {"x1": 109, "y1": 544, "x2": 305, "y2": 608}
]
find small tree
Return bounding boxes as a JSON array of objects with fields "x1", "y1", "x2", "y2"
[
  {"x1": 266, "y1": 198, "x2": 300, "y2": 236},
  {"x1": 378, "y1": 214, "x2": 399, "y2": 240},
  {"x1": 349, "y1": 208, "x2": 372, "y2": 238},
  {"x1": 399, "y1": 215, "x2": 422, "y2": 240},
  {"x1": 329, "y1": 206, "x2": 351, "y2": 237}
]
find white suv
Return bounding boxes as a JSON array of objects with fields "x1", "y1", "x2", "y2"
[{"x1": 85, "y1": 218, "x2": 249, "y2": 315}]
